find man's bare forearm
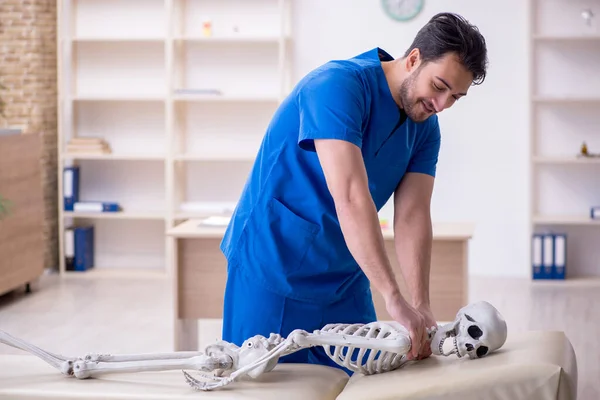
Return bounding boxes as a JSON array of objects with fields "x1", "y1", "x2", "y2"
[
  {"x1": 335, "y1": 195, "x2": 403, "y2": 304},
  {"x1": 393, "y1": 209, "x2": 433, "y2": 308}
]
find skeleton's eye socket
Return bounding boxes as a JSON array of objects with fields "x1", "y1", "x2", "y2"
[
  {"x1": 465, "y1": 314, "x2": 475, "y2": 322},
  {"x1": 476, "y1": 346, "x2": 489, "y2": 358},
  {"x1": 468, "y1": 325, "x2": 483, "y2": 340}
]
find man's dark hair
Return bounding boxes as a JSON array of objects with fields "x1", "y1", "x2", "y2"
[{"x1": 403, "y1": 12, "x2": 488, "y2": 85}]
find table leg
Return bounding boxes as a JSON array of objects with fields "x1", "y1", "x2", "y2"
[{"x1": 174, "y1": 319, "x2": 198, "y2": 351}]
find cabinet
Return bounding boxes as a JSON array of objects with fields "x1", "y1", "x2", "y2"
[
  {"x1": 529, "y1": 0, "x2": 600, "y2": 279},
  {"x1": 0, "y1": 133, "x2": 45, "y2": 295},
  {"x1": 56, "y1": 0, "x2": 292, "y2": 276}
]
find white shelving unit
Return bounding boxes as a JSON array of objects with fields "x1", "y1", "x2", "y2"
[
  {"x1": 529, "y1": 0, "x2": 600, "y2": 279},
  {"x1": 56, "y1": 0, "x2": 292, "y2": 276}
]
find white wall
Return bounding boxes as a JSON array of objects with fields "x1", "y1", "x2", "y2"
[{"x1": 291, "y1": 1, "x2": 530, "y2": 277}]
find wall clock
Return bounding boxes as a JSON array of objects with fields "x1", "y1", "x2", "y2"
[{"x1": 381, "y1": 0, "x2": 425, "y2": 22}]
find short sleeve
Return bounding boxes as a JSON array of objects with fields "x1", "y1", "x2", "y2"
[
  {"x1": 296, "y1": 67, "x2": 365, "y2": 152},
  {"x1": 406, "y1": 117, "x2": 441, "y2": 177}
]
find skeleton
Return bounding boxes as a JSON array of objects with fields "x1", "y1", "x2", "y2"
[{"x1": 0, "y1": 300, "x2": 507, "y2": 391}]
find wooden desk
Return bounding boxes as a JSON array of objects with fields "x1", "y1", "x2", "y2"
[{"x1": 167, "y1": 219, "x2": 473, "y2": 351}]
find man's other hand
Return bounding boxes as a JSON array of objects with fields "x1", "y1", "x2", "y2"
[{"x1": 415, "y1": 304, "x2": 437, "y2": 359}]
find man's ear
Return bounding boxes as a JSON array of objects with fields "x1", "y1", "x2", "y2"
[{"x1": 405, "y1": 48, "x2": 422, "y2": 72}]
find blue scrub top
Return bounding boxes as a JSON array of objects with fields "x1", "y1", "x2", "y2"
[{"x1": 220, "y1": 47, "x2": 441, "y2": 305}]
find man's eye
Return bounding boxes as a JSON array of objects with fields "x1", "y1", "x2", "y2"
[{"x1": 434, "y1": 85, "x2": 442, "y2": 91}]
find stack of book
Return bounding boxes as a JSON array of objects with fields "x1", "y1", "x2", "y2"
[{"x1": 66, "y1": 137, "x2": 111, "y2": 155}]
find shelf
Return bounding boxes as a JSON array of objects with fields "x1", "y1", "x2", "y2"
[
  {"x1": 57, "y1": 0, "x2": 291, "y2": 276},
  {"x1": 533, "y1": 215, "x2": 600, "y2": 226},
  {"x1": 72, "y1": 160, "x2": 166, "y2": 215},
  {"x1": 532, "y1": 0, "x2": 600, "y2": 40},
  {"x1": 72, "y1": 37, "x2": 165, "y2": 43},
  {"x1": 176, "y1": 40, "x2": 282, "y2": 101},
  {"x1": 180, "y1": 0, "x2": 285, "y2": 39},
  {"x1": 529, "y1": 0, "x2": 600, "y2": 280},
  {"x1": 174, "y1": 211, "x2": 231, "y2": 220},
  {"x1": 74, "y1": 41, "x2": 165, "y2": 99},
  {"x1": 174, "y1": 35, "x2": 286, "y2": 43},
  {"x1": 173, "y1": 94, "x2": 280, "y2": 103},
  {"x1": 73, "y1": 0, "x2": 165, "y2": 40},
  {"x1": 533, "y1": 35, "x2": 600, "y2": 42},
  {"x1": 533, "y1": 96, "x2": 600, "y2": 104},
  {"x1": 63, "y1": 267, "x2": 168, "y2": 280},
  {"x1": 63, "y1": 211, "x2": 165, "y2": 220},
  {"x1": 72, "y1": 95, "x2": 165, "y2": 102},
  {"x1": 174, "y1": 154, "x2": 256, "y2": 162},
  {"x1": 62, "y1": 153, "x2": 165, "y2": 161},
  {"x1": 530, "y1": 276, "x2": 600, "y2": 286},
  {"x1": 533, "y1": 156, "x2": 600, "y2": 165}
]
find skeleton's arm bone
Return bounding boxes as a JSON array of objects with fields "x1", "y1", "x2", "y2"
[{"x1": 293, "y1": 331, "x2": 411, "y2": 354}]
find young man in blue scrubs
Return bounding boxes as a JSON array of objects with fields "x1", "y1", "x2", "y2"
[{"x1": 220, "y1": 12, "x2": 488, "y2": 370}]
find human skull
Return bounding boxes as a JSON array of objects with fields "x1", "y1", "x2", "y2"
[{"x1": 431, "y1": 300, "x2": 507, "y2": 359}]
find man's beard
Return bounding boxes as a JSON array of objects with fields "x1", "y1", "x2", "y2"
[{"x1": 399, "y1": 69, "x2": 428, "y2": 122}]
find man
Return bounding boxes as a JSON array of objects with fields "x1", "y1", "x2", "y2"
[{"x1": 220, "y1": 12, "x2": 487, "y2": 372}]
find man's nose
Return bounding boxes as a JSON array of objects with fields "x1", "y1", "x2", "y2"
[
  {"x1": 431, "y1": 97, "x2": 444, "y2": 113},
  {"x1": 432, "y1": 94, "x2": 452, "y2": 112}
]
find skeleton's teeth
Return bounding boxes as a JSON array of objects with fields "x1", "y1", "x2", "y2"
[{"x1": 454, "y1": 337, "x2": 461, "y2": 357}]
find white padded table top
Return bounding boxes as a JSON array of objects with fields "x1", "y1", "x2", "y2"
[
  {"x1": 0, "y1": 357, "x2": 349, "y2": 400},
  {"x1": 0, "y1": 330, "x2": 577, "y2": 400},
  {"x1": 336, "y1": 330, "x2": 577, "y2": 400}
]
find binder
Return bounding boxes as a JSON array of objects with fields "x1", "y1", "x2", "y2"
[
  {"x1": 542, "y1": 234, "x2": 554, "y2": 279},
  {"x1": 553, "y1": 233, "x2": 566, "y2": 280},
  {"x1": 63, "y1": 166, "x2": 80, "y2": 211},
  {"x1": 73, "y1": 201, "x2": 120, "y2": 213},
  {"x1": 531, "y1": 233, "x2": 544, "y2": 279},
  {"x1": 74, "y1": 225, "x2": 94, "y2": 271},
  {"x1": 64, "y1": 227, "x2": 75, "y2": 271}
]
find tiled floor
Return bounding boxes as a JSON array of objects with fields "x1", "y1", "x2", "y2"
[{"x1": 1, "y1": 270, "x2": 598, "y2": 399}]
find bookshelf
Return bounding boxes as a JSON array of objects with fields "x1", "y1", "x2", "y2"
[
  {"x1": 57, "y1": 0, "x2": 292, "y2": 276},
  {"x1": 528, "y1": 0, "x2": 600, "y2": 280}
]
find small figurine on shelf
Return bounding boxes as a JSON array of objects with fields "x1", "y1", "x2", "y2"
[
  {"x1": 581, "y1": 8, "x2": 595, "y2": 27},
  {"x1": 579, "y1": 142, "x2": 600, "y2": 158},
  {"x1": 202, "y1": 19, "x2": 213, "y2": 37}
]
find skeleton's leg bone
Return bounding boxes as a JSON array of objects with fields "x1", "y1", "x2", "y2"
[
  {"x1": 0, "y1": 330, "x2": 76, "y2": 376},
  {"x1": 73, "y1": 354, "x2": 231, "y2": 379},
  {"x1": 81, "y1": 351, "x2": 206, "y2": 363}
]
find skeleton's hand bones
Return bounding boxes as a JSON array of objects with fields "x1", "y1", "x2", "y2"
[{"x1": 0, "y1": 301, "x2": 507, "y2": 391}]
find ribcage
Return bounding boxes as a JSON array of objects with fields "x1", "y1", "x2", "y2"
[{"x1": 318, "y1": 322, "x2": 409, "y2": 375}]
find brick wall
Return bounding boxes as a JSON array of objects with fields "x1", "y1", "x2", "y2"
[{"x1": 0, "y1": 1, "x2": 58, "y2": 270}]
